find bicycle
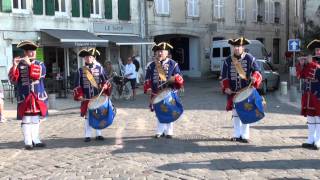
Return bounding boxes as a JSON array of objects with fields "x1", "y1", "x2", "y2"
[{"x1": 111, "y1": 75, "x2": 132, "y2": 100}]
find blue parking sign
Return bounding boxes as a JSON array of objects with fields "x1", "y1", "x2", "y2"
[{"x1": 288, "y1": 39, "x2": 301, "y2": 52}]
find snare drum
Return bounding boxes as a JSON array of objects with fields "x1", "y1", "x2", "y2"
[
  {"x1": 152, "y1": 89, "x2": 183, "y2": 123},
  {"x1": 233, "y1": 87, "x2": 264, "y2": 124},
  {"x1": 88, "y1": 95, "x2": 116, "y2": 129}
]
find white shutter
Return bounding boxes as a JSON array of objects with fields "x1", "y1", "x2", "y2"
[
  {"x1": 264, "y1": 0, "x2": 269, "y2": 22},
  {"x1": 214, "y1": 0, "x2": 219, "y2": 18},
  {"x1": 194, "y1": 0, "x2": 199, "y2": 17},
  {"x1": 164, "y1": 0, "x2": 169, "y2": 15},
  {"x1": 241, "y1": 0, "x2": 245, "y2": 20},
  {"x1": 270, "y1": 0, "x2": 275, "y2": 23},
  {"x1": 253, "y1": 0, "x2": 257, "y2": 22},
  {"x1": 236, "y1": 0, "x2": 241, "y2": 20},
  {"x1": 281, "y1": 1, "x2": 285, "y2": 24},
  {"x1": 220, "y1": 0, "x2": 224, "y2": 18},
  {"x1": 155, "y1": 0, "x2": 160, "y2": 14},
  {"x1": 187, "y1": 0, "x2": 192, "y2": 16}
]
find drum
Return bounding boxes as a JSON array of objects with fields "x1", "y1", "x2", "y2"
[
  {"x1": 152, "y1": 89, "x2": 183, "y2": 123},
  {"x1": 233, "y1": 87, "x2": 265, "y2": 124},
  {"x1": 88, "y1": 95, "x2": 116, "y2": 129}
]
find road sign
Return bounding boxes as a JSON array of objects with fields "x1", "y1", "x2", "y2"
[{"x1": 288, "y1": 39, "x2": 301, "y2": 52}]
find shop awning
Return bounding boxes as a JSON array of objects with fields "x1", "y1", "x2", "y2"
[
  {"x1": 99, "y1": 35, "x2": 154, "y2": 45},
  {"x1": 40, "y1": 29, "x2": 109, "y2": 47}
]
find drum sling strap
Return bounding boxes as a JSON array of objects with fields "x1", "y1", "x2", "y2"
[
  {"x1": 155, "y1": 60, "x2": 167, "y2": 81},
  {"x1": 83, "y1": 66, "x2": 99, "y2": 89},
  {"x1": 231, "y1": 56, "x2": 247, "y2": 80}
]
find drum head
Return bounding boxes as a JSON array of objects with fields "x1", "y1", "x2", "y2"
[
  {"x1": 88, "y1": 95, "x2": 109, "y2": 110},
  {"x1": 234, "y1": 88, "x2": 253, "y2": 103},
  {"x1": 152, "y1": 89, "x2": 171, "y2": 104}
]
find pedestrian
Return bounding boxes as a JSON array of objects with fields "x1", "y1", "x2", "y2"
[
  {"x1": 124, "y1": 57, "x2": 137, "y2": 100},
  {"x1": 296, "y1": 39, "x2": 320, "y2": 150},
  {"x1": 73, "y1": 48, "x2": 112, "y2": 142},
  {"x1": 8, "y1": 40, "x2": 48, "y2": 150},
  {"x1": 220, "y1": 37, "x2": 262, "y2": 143},
  {"x1": 144, "y1": 42, "x2": 184, "y2": 139},
  {"x1": 0, "y1": 89, "x2": 6, "y2": 123},
  {"x1": 132, "y1": 55, "x2": 141, "y2": 84}
]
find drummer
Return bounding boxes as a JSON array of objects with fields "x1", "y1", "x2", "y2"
[
  {"x1": 73, "y1": 48, "x2": 111, "y2": 142},
  {"x1": 296, "y1": 39, "x2": 320, "y2": 150},
  {"x1": 144, "y1": 42, "x2": 184, "y2": 139},
  {"x1": 220, "y1": 37, "x2": 262, "y2": 143}
]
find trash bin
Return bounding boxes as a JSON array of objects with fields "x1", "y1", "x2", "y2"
[
  {"x1": 48, "y1": 93, "x2": 56, "y2": 109},
  {"x1": 289, "y1": 85, "x2": 297, "y2": 102},
  {"x1": 280, "y1": 81, "x2": 288, "y2": 95}
]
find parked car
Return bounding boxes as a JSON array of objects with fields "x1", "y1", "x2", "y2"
[{"x1": 256, "y1": 59, "x2": 280, "y2": 95}]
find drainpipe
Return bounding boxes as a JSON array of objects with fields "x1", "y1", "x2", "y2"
[{"x1": 139, "y1": 0, "x2": 148, "y2": 77}]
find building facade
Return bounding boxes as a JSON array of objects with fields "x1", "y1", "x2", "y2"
[
  {"x1": 0, "y1": 0, "x2": 151, "y2": 85},
  {"x1": 146, "y1": 0, "x2": 290, "y2": 77}
]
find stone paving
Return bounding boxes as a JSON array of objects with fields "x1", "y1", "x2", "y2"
[{"x1": 0, "y1": 79, "x2": 320, "y2": 179}]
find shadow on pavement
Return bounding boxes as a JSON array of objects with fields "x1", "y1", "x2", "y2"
[
  {"x1": 157, "y1": 158, "x2": 320, "y2": 171},
  {"x1": 251, "y1": 125, "x2": 306, "y2": 130}
]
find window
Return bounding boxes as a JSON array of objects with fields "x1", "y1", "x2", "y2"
[
  {"x1": 12, "y1": 0, "x2": 29, "y2": 13},
  {"x1": 1, "y1": 0, "x2": 12, "y2": 12},
  {"x1": 187, "y1": 0, "x2": 199, "y2": 17},
  {"x1": 236, "y1": 0, "x2": 245, "y2": 21},
  {"x1": 33, "y1": 0, "x2": 43, "y2": 15},
  {"x1": 104, "y1": 0, "x2": 112, "y2": 19},
  {"x1": 71, "y1": 0, "x2": 80, "y2": 17},
  {"x1": 155, "y1": 0, "x2": 169, "y2": 15},
  {"x1": 222, "y1": 47, "x2": 230, "y2": 57},
  {"x1": 90, "y1": 0, "x2": 100, "y2": 18},
  {"x1": 213, "y1": 0, "x2": 224, "y2": 19},
  {"x1": 212, "y1": 48, "x2": 220, "y2": 58},
  {"x1": 257, "y1": 0, "x2": 264, "y2": 22},
  {"x1": 55, "y1": 0, "x2": 67, "y2": 16}
]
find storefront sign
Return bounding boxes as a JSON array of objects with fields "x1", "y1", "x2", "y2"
[
  {"x1": 93, "y1": 23, "x2": 134, "y2": 34},
  {"x1": 36, "y1": 48, "x2": 44, "y2": 62},
  {"x1": 74, "y1": 42, "x2": 97, "y2": 47}
]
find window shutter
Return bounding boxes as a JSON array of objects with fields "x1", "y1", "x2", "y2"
[
  {"x1": 82, "y1": 0, "x2": 90, "y2": 17},
  {"x1": 45, "y1": 0, "x2": 55, "y2": 15},
  {"x1": 264, "y1": 0, "x2": 269, "y2": 22},
  {"x1": 220, "y1": 0, "x2": 224, "y2": 18},
  {"x1": 104, "y1": 0, "x2": 112, "y2": 19},
  {"x1": 155, "y1": 0, "x2": 160, "y2": 14},
  {"x1": 214, "y1": 0, "x2": 219, "y2": 18},
  {"x1": 187, "y1": 0, "x2": 192, "y2": 16},
  {"x1": 270, "y1": 0, "x2": 275, "y2": 23},
  {"x1": 281, "y1": 1, "x2": 285, "y2": 24},
  {"x1": 33, "y1": 0, "x2": 43, "y2": 15},
  {"x1": 163, "y1": 0, "x2": 169, "y2": 15},
  {"x1": 236, "y1": 0, "x2": 241, "y2": 20},
  {"x1": 194, "y1": 0, "x2": 199, "y2": 17},
  {"x1": 253, "y1": 0, "x2": 257, "y2": 22},
  {"x1": 1, "y1": 0, "x2": 12, "y2": 12},
  {"x1": 72, "y1": 0, "x2": 80, "y2": 17},
  {"x1": 118, "y1": 0, "x2": 130, "y2": 20}
]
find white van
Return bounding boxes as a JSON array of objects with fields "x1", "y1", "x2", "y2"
[{"x1": 210, "y1": 39, "x2": 270, "y2": 75}]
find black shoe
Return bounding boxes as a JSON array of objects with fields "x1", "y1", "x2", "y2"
[
  {"x1": 302, "y1": 143, "x2": 314, "y2": 149},
  {"x1": 25, "y1": 145, "x2": 33, "y2": 150},
  {"x1": 34, "y1": 143, "x2": 46, "y2": 148},
  {"x1": 240, "y1": 139, "x2": 249, "y2": 143},
  {"x1": 165, "y1": 135, "x2": 173, "y2": 139},
  {"x1": 230, "y1": 137, "x2": 242, "y2": 142},
  {"x1": 84, "y1": 137, "x2": 91, "y2": 142},
  {"x1": 154, "y1": 134, "x2": 162, "y2": 139},
  {"x1": 95, "y1": 136, "x2": 104, "y2": 141}
]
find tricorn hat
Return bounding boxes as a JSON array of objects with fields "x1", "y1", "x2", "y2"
[
  {"x1": 152, "y1": 42, "x2": 173, "y2": 51},
  {"x1": 17, "y1": 40, "x2": 38, "y2": 50},
  {"x1": 88, "y1": 48, "x2": 101, "y2": 57},
  {"x1": 306, "y1": 39, "x2": 320, "y2": 51},
  {"x1": 228, "y1": 37, "x2": 250, "y2": 46},
  {"x1": 78, "y1": 49, "x2": 90, "y2": 57}
]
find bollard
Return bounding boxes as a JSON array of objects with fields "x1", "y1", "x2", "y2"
[
  {"x1": 48, "y1": 93, "x2": 56, "y2": 109},
  {"x1": 289, "y1": 85, "x2": 297, "y2": 102},
  {"x1": 280, "y1": 81, "x2": 288, "y2": 95}
]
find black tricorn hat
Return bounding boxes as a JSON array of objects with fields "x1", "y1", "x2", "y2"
[
  {"x1": 17, "y1": 40, "x2": 38, "y2": 50},
  {"x1": 152, "y1": 42, "x2": 173, "y2": 51},
  {"x1": 306, "y1": 39, "x2": 320, "y2": 51},
  {"x1": 88, "y1": 48, "x2": 101, "y2": 57},
  {"x1": 228, "y1": 37, "x2": 250, "y2": 46},
  {"x1": 78, "y1": 49, "x2": 90, "y2": 57}
]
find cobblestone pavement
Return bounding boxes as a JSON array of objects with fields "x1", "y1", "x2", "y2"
[{"x1": 1, "y1": 79, "x2": 320, "y2": 179}]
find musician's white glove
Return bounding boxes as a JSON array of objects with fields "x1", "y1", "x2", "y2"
[
  {"x1": 250, "y1": 76, "x2": 256, "y2": 84},
  {"x1": 224, "y1": 88, "x2": 233, "y2": 95},
  {"x1": 168, "y1": 76, "x2": 175, "y2": 84}
]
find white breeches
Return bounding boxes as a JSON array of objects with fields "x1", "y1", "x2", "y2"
[
  {"x1": 232, "y1": 109, "x2": 250, "y2": 139},
  {"x1": 156, "y1": 121, "x2": 173, "y2": 135},
  {"x1": 84, "y1": 118, "x2": 102, "y2": 137},
  {"x1": 306, "y1": 116, "x2": 320, "y2": 146},
  {"x1": 21, "y1": 116, "x2": 42, "y2": 145}
]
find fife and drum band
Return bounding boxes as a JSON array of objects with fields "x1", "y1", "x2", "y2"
[{"x1": 6, "y1": 38, "x2": 320, "y2": 151}]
